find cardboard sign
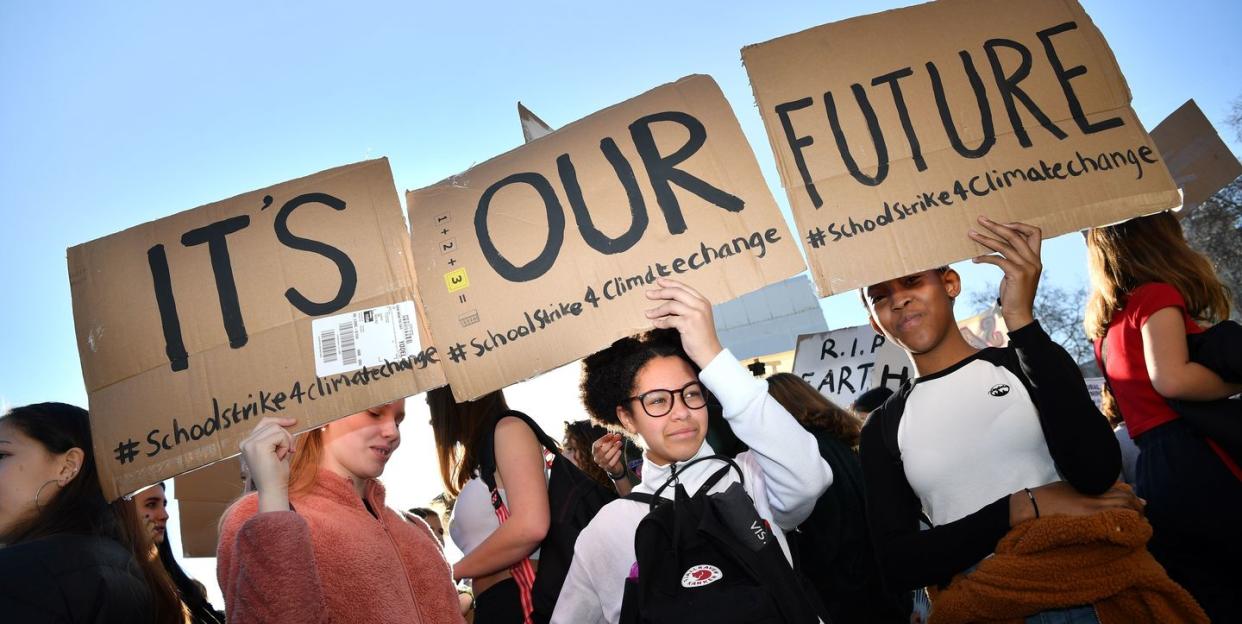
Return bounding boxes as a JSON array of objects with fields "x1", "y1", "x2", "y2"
[
  {"x1": 68, "y1": 159, "x2": 442, "y2": 500},
  {"x1": 173, "y1": 457, "x2": 245, "y2": 557},
  {"x1": 958, "y1": 305, "x2": 1009, "y2": 349},
  {"x1": 1150, "y1": 99, "x2": 1242, "y2": 212},
  {"x1": 742, "y1": 0, "x2": 1180, "y2": 296},
  {"x1": 408, "y1": 75, "x2": 806, "y2": 400},
  {"x1": 792, "y1": 325, "x2": 912, "y2": 407},
  {"x1": 519, "y1": 102, "x2": 555, "y2": 143}
]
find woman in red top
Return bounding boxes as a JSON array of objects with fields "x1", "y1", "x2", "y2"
[
  {"x1": 217, "y1": 402, "x2": 464, "y2": 624},
  {"x1": 1086, "y1": 211, "x2": 1242, "y2": 621}
]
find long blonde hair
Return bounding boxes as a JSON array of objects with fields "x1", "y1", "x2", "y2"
[{"x1": 1085, "y1": 211, "x2": 1230, "y2": 340}]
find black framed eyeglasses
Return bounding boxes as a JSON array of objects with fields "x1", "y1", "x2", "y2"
[{"x1": 626, "y1": 381, "x2": 709, "y2": 418}]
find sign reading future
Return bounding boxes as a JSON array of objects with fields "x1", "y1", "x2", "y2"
[{"x1": 743, "y1": 0, "x2": 1180, "y2": 296}]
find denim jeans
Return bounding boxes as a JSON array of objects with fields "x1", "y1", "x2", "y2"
[
  {"x1": 949, "y1": 565, "x2": 1101, "y2": 624},
  {"x1": 1024, "y1": 605, "x2": 1100, "y2": 624}
]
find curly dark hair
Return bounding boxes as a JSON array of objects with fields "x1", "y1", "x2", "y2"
[
  {"x1": 562, "y1": 420, "x2": 613, "y2": 489},
  {"x1": 580, "y1": 328, "x2": 698, "y2": 427}
]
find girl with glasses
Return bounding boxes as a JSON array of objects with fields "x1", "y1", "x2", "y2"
[{"x1": 550, "y1": 278, "x2": 833, "y2": 624}]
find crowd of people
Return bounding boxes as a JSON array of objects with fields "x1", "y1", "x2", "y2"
[{"x1": 1, "y1": 212, "x2": 1238, "y2": 623}]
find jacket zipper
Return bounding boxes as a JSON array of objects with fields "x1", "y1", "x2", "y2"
[{"x1": 376, "y1": 502, "x2": 425, "y2": 624}]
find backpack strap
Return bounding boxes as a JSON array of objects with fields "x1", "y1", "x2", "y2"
[
  {"x1": 620, "y1": 455, "x2": 741, "y2": 512},
  {"x1": 478, "y1": 410, "x2": 559, "y2": 491},
  {"x1": 650, "y1": 455, "x2": 742, "y2": 509},
  {"x1": 624, "y1": 492, "x2": 659, "y2": 506},
  {"x1": 476, "y1": 410, "x2": 554, "y2": 624}
]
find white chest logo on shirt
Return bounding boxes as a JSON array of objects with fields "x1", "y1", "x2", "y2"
[
  {"x1": 681, "y1": 564, "x2": 723, "y2": 588},
  {"x1": 989, "y1": 384, "x2": 1011, "y2": 397}
]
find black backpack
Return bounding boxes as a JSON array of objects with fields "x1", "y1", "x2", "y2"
[
  {"x1": 478, "y1": 410, "x2": 618, "y2": 623},
  {"x1": 618, "y1": 455, "x2": 829, "y2": 624}
]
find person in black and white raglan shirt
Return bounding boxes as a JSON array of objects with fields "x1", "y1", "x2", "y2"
[
  {"x1": 551, "y1": 278, "x2": 832, "y2": 624},
  {"x1": 858, "y1": 218, "x2": 1143, "y2": 621}
]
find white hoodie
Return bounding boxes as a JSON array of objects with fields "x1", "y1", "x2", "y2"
[{"x1": 550, "y1": 349, "x2": 833, "y2": 624}]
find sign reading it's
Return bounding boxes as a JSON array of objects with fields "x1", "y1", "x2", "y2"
[
  {"x1": 743, "y1": 0, "x2": 1179, "y2": 295},
  {"x1": 69, "y1": 159, "x2": 443, "y2": 500},
  {"x1": 408, "y1": 75, "x2": 806, "y2": 400}
]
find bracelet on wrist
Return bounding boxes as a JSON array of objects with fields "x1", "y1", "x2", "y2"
[
  {"x1": 1024, "y1": 487, "x2": 1040, "y2": 519},
  {"x1": 605, "y1": 466, "x2": 628, "y2": 481}
]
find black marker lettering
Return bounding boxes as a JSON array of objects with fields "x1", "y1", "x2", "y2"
[
  {"x1": 147, "y1": 244, "x2": 189, "y2": 372},
  {"x1": 825, "y1": 85, "x2": 889, "y2": 186},
  {"x1": 927, "y1": 52, "x2": 997, "y2": 158},
  {"x1": 274, "y1": 193, "x2": 358, "y2": 316},
  {"x1": 557, "y1": 138, "x2": 647, "y2": 254},
  {"x1": 984, "y1": 38, "x2": 1068, "y2": 147},
  {"x1": 476, "y1": 172, "x2": 566, "y2": 282},
  {"x1": 630, "y1": 110, "x2": 744, "y2": 234},
  {"x1": 180, "y1": 215, "x2": 250, "y2": 349},
  {"x1": 1036, "y1": 21, "x2": 1124, "y2": 136}
]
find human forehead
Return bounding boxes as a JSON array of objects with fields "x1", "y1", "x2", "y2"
[
  {"x1": 134, "y1": 485, "x2": 165, "y2": 504},
  {"x1": 632, "y1": 356, "x2": 698, "y2": 394},
  {"x1": 866, "y1": 270, "x2": 941, "y2": 293},
  {"x1": 0, "y1": 419, "x2": 34, "y2": 448},
  {"x1": 374, "y1": 400, "x2": 406, "y2": 419}
]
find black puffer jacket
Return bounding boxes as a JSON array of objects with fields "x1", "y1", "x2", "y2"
[{"x1": 0, "y1": 533, "x2": 154, "y2": 624}]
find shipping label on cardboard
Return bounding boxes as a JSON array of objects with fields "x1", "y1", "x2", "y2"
[
  {"x1": 408, "y1": 75, "x2": 806, "y2": 400},
  {"x1": 792, "y1": 325, "x2": 912, "y2": 407},
  {"x1": 743, "y1": 0, "x2": 1180, "y2": 296},
  {"x1": 311, "y1": 301, "x2": 420, "y2": 378},
  {"x1": 68, "y1": 159, "x2": 442, "y2": 500}
]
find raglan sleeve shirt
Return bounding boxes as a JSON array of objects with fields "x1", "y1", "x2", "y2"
[{"x1": 860, "y1": 321, "x2": 1121, "y2": 591}]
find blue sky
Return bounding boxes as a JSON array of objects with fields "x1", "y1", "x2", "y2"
[
  {"x1": 3, "y1": 0, "x2": 1240, "y2": 409},
  {"x1": 2, "y1": 0, "x2": 1240, "y2": 598}
]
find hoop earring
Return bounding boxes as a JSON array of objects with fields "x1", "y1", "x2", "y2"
[{"x1": 34, "y1": 479, "x2": 59, "y2": 511}]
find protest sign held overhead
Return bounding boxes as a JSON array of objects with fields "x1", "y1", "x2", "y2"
[
  {"x1": 408, "y1": 75, "x2": 806, "y2": 401},
  {"x1": 792, "y1": 325, "x2": 913, "y2": 407},
  {"x1": 742, "y1": 0, "x2": 1180, "y2": 296},
  {"x1": 1150, "y1": 99, "x2": 1242, "y2": 213},
  {"x1": 68, "y1": 159, "x2": 442, "y2": 500}
]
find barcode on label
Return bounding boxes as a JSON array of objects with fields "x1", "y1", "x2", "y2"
[
  {"x1": 320, "y1": 328, "x2": 339, "y2": 363},
  {"x1": 311, "y1": 301, "x2": 416, "y2": 378},
  {"x1": 399, "y1": 312, "x2": 414, "y2": 343},
  {"x1": 339, "y1": 321, "x2": 358, "y2": 366}
]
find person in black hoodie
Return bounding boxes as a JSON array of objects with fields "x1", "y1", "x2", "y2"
[
  {"x1": 767, "y1": 373, "x2": 910, "y2": 623},
  {"x1": 0, "y1": 402, "x2": 182, "y2": 624}
]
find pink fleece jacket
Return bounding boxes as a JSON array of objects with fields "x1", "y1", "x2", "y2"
[{"x1": 217, "y1": 470, "x2": 463, "y2": 624}]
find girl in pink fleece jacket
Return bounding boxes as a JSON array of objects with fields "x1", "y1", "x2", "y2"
[{"x1": 217, "y1": 401, "x2": 463, "y2": 624}]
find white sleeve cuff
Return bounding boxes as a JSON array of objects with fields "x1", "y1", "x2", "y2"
[{"x1": 698, "y1": 349, "x2": 766, "y2": 412}]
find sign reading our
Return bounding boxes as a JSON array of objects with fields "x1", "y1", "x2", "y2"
[
  {"x1": 792, "y1": 325, "x2": 912, "y2": 407},
  {"x1": 68, "y1": 159, "x2": 444, "y2": 500},
  {"x1": 408, "y1": 75, "x2": 806, "y2": 401},
  {"x1": 742, "y1": 0, "x2": 1180, "y2": 296}
]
